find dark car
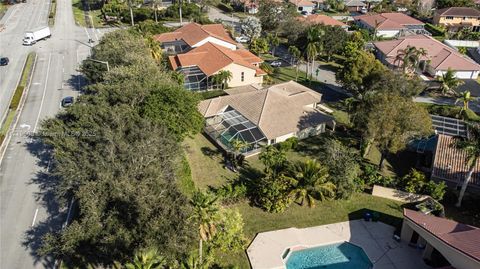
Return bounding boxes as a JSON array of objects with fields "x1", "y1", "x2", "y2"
[
  {"x1": 61, "y1": 96, "x2": 74, "y2": 107},
  {"x1": 0, "y1": 57, "x2": 9, "y2": 66}
]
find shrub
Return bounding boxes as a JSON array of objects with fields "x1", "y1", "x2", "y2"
[
  {"x1": 257, "y1": 174, "x2": 295, "y2": 213},
  {"x1": 214, "y1": 183, "x2": 247, "y2": 205},
  {"x1": 217, "y1": 2, "x2": 233, "y2": 12},
  {"x1": 425, "y1": 23, "x2": 445, "y2": 37},
  {"x1": 276, "y1": 137, "x2": 298, "y2": 151},
  {"x1": 399, "y1": 169, "x2": 447, "y2": 200},
  {"x1": 424, "y1": 180, "x2": 447, "y2": 201}
]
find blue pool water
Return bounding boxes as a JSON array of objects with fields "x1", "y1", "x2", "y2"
[{"x1": 286, "y1": 242, "x2": 373, "y2": 269}]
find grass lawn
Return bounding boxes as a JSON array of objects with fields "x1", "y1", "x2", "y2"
[
  {"x1": 185, "y1": 133, "x2": 407, "y2": 267},
  {"x1": 72, "y1": 0, "x2": 104, "y2": 28},
  {"x1": 183, "y1": 134, "x2": 237, "y2": 189}
]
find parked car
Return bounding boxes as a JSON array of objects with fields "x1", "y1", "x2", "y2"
[
  {"x1": 61, "y1": 96, "x2": 74, "y2": 107},
  {"x1": 269, "y1": 60, "x2": 282, "y2": 67},
  {"x1": 0, "y1": 57, "x2": 9, "y2": 66},
  {"x1": 235, "y1": 36, "x2": 250, "y2": 43}
]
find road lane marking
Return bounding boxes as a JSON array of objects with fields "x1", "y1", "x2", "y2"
[
  {"x1": 33, "y1": 53, "x2": 52, "y2": 133},
  {"x1": 31, "y1": 208, "x2": 39, "y2": 226}
]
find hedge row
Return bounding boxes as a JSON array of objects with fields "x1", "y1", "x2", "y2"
[{"x1": 425, "y1": 23, "x2": 445, "y2": 37}]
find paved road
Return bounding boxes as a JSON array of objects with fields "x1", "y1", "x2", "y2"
[
  {"x1": 206, "y1": 6, "x2": 241, "y2": 33},
  {"x1": 414, "y1": 96, "x2": 480, "y2": 113},
  {"x1": 0, "y1": 0, "x2": 106, "y2": 268}
]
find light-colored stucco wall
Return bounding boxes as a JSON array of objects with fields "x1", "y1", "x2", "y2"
[
  {"x1": 401, "y1": 219, "x2": 480, "y2": 269},
  {"x1": 434, "y1": 15, "x2": 480, "y2": 27},
  {"x1": 221, "y1": 63, "x2": 263, "y2": 87},
  {"x1": 377, "y1": 29, "x2": 401, "y2": 38},
  {"x1": 434, "y1": 69, "x2": 479, "y2": 79},
  {"x1": 194, "y1": 36, "x2": 237, "y2": 50}
]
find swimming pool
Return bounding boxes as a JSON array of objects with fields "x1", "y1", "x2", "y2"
[{"x1": 285, "y1": 242, "x2": 373, "y2": 269}]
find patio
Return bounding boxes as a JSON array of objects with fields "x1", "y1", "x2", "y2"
[{"x1": 247, "y1": 219, "x2": 432, "y2": 269}]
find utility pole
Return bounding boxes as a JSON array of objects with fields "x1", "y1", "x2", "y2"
[
  {"x1": 128, "y1": 0, "x2": 135, "y2": 26},
  {"x1": 179, "y1": 0, "x2": 183, "y2": 25}
]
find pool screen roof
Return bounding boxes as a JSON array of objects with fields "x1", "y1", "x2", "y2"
[
  {"x1": 431, "y1": 115, "x2": 467, "y2": 138},
  {"x1": 206, "y1": 107, "x2": 267, "y2": 150}
]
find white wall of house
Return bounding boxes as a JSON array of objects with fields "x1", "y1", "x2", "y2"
[
  {"x1": 434, "y1": 69, "x2": 479, "y2": 79},
  {"x1": 221, "y1": 63, "x2": 263, "y2": 87},
  {"x1": 377, "y1": 29, "x2": 401, "y2": 38},
  {"x1": 194, "y1": 37, "x2": 237, "y2": 50}
]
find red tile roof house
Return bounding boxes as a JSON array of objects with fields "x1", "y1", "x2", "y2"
[
  {"x1": 354, "y1": 12, "x2": 427, "y2": 38},
  {"x1": 402, "y1": 209, "x2": 480, "y2": 269},
  {"x1": 297, "y1": 14, "x2": 349, "y2": 30},
  {"x1": 168, "y1": 42, "x2": 266, "y2": 90},
  {"x1": 373, "y1": 35, "x2": 480, "y2": 79},
  {"x1": 154, "y1": 23, "x2": 237, "y2": 54},
  {"x1": 431, "y1": 134, "x2": 480, "y2": 189},
  {"x1": 289, "y1": 0, "x2": 316, "y2": 14}
]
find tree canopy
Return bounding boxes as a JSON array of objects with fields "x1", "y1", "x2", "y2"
[{"x1": 38, "y1": 30, "x2": 203, "y2": 266}]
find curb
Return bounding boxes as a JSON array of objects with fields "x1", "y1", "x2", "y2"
[{"x1": 0, "y1": 53, "x2": 37, "y2": 165}]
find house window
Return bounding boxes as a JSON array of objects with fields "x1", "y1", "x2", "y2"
[
  {"x1": 241, "y1": 72, "x2": 245, "y2": 82},
  {"x1": 445, "y1": 16, "x2": 454, "y2": 20}
]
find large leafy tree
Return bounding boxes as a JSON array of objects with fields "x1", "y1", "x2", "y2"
[
  {"x1": 140, "y1": 83, "x2": 204, "y2": 141},
  {"x1": 319, "y1": 25, "x2": 348, "y2": 62},
  {"x1": 80, "y1": 30, "x2": 152, "y2": 83},
  {"x1": 321, "y1": 139, "x2": 361, "y2": 199},
  {"x1": 336, "y1": 50, "x2": 386, "y2": 95},
  {"x1": 258, "y1": 0, "x2": 297, "y2": 32},
  {"x1": 453, "y1": 123, "x2": 480, "y2": 207},
  {"x1": 241, "y1": 16, "x2": 262, "y2": 42},
  {"x1": 361, "y1": 93, "x2": 433, "y2": 169},
  {"x1": 39, "y1": 105, "x2": 195, "y2": 265}
]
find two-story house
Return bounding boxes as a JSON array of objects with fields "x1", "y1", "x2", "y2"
[
  {"x1": 354, "y1": 12, "x2": 426, "y2": 38},
  {"x1": 433, "y1": 7, "x2": 480, "y2": 32},
  {"x1": 154, "y1": 23, "x2": 237, "y2": 54},
  {"x1": 168, "y1": 42, "x2": 266, "y2": 90}
]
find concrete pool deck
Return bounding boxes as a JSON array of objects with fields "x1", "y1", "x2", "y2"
[{"x1": 247, "y1": 219, "x2": 432, "y2": 269}]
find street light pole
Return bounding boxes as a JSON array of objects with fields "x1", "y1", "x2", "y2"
[{"x1": 86, "y1": 58, "x2": 110, "y2": 72}]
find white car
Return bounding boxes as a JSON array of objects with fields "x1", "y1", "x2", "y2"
[{"x1": 235, "y1": 36, "x2": 250, "y2": 43}]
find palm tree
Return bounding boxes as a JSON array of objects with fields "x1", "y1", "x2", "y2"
[
  {"x1": 212, "y1": 70, "x2": 233, "y2": 90},
  {"x1": 438, "y1": 69, "x2": 464, "y2": 96},
  {"x1": 268, "y1": 34, "x2": 280, "y2": 57},
  {"x1": 289, "y1": 159, "x2": 336, "y2": 207},
  {"x1": 394, "y1": 46, "x2": 427, "y2": 74},
  {"x1": 305, "y1": 26, "x2": 324, "y2": 80},
  {"x1": 452, "y1": 123, "x2": 480, "y2": 207},
  {"x1": 456, "y1": 91, "x2": 474, "y2": 117},
  {"x1": 145, "y1": 35, "x2": 162, "y2": 63},
  {"x1": 288, "y1": 46, "x2": 301, "y2": 81},
  {"x1": 230, "y1": 138, "x2": 249, "y2": 169},
  {"x1": 124, "y1": 248, "x2": 167, "y2": 269},
  {"x1": 190, "y1": 191, "x2": 219, "y2": 264}
]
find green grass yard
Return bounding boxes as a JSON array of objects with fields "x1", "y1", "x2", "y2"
[
  {"x1": 184, "y1": 134, "x2": 406, "y2": 267},
  {"x1": 72, "y1": 0, "x2": 104, "y2": 28}
]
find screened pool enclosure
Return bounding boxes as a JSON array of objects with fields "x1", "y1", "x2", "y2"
[{"x1": 204, "y1": 107, "x2": 267, "y2": 153}]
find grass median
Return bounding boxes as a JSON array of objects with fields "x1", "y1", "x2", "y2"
[
  {"x1": 0, "y1": 52, "x2": 36, "y2": 146},
  {"x1": 48, "y1": 0, "x2": 57, "y2": 26}
]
